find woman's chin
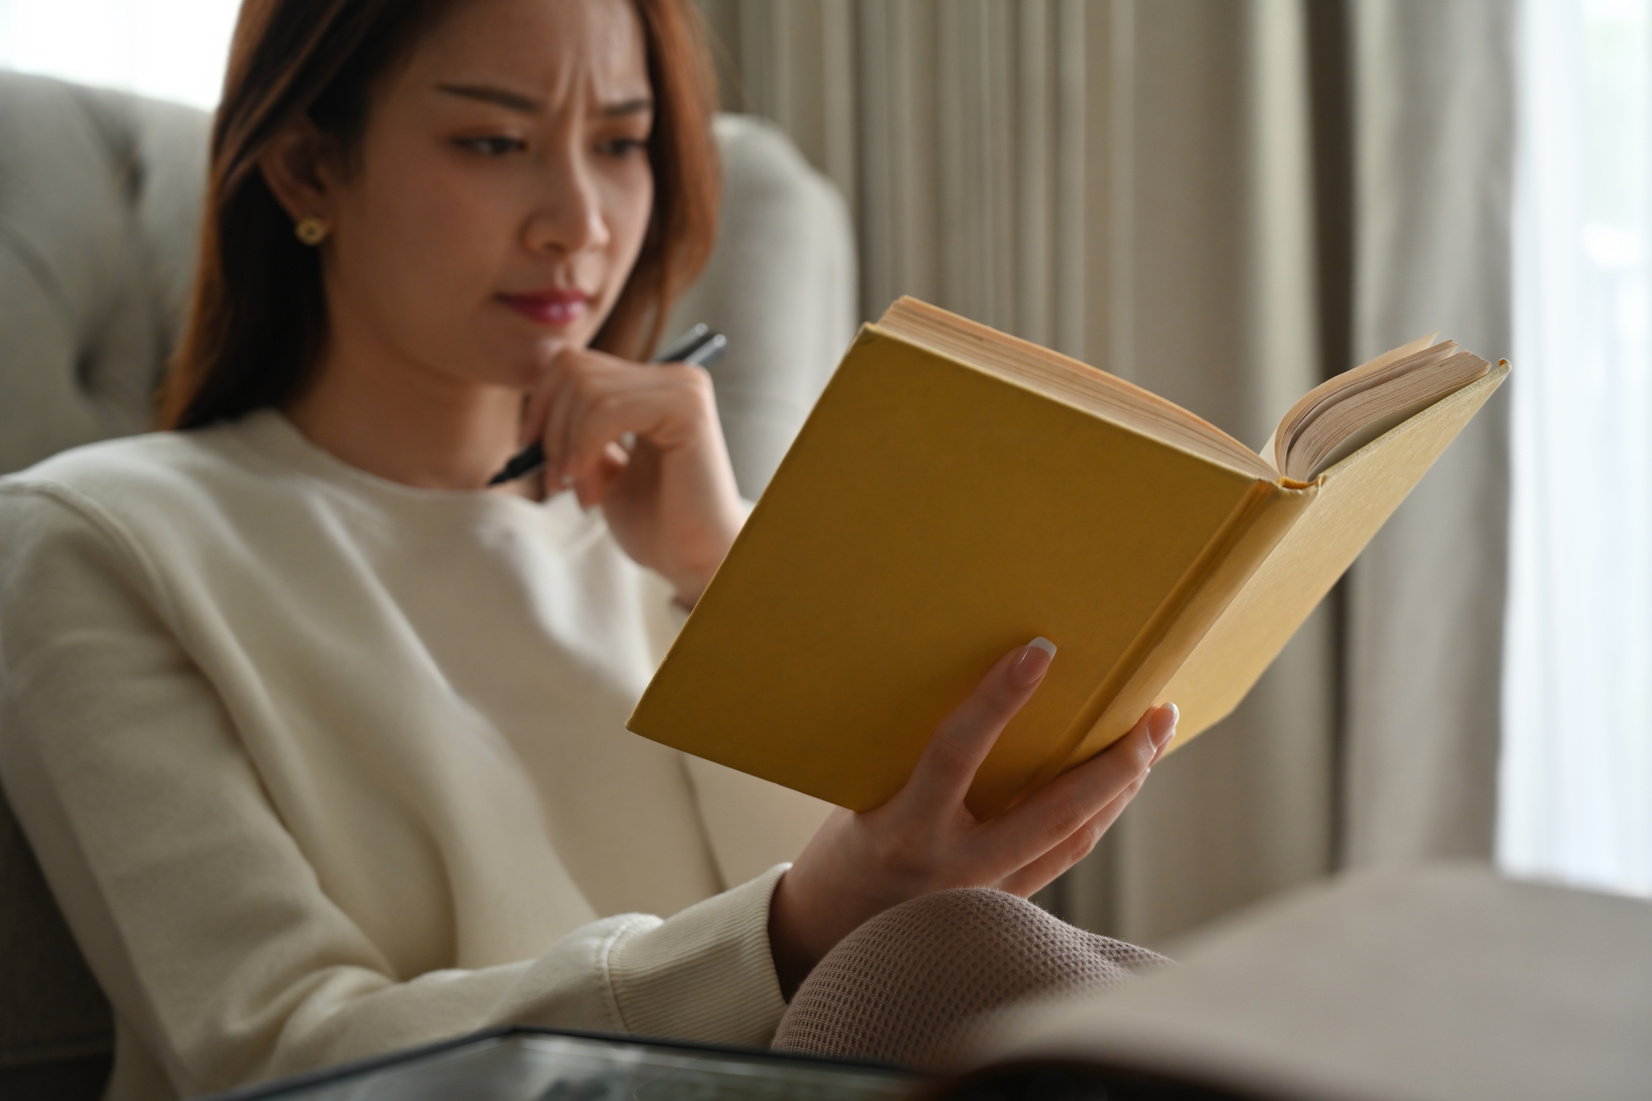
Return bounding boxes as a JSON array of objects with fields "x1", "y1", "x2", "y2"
[
  {"x1": 465, "y1": 335, "x2": 586, "y2": 391},
  {"x1": 501, "y1": 345, "x2": 579, "y2": 390},
  {"x1": 513, "y1": 326, "x2": 601, "y2": 369}
]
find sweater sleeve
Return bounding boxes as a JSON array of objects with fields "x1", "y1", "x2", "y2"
[{"x1": 0, "y1": 484, "x2": 789, "y2": 1099}]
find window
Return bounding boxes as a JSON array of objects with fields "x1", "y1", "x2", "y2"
[
  {"x1": 1502, "y1": 0, "x2": 1652, "y2": 896},
  {"x1": 0, "y1": 0, "x2": 238, "y2": 110}
]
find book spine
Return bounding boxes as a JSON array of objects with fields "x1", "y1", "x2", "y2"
[{"x1": 1034, "y1": 480, "x2": 1316, "y2": 790}]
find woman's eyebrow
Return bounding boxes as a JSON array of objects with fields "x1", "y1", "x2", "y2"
[
  {"x1": 601, "y1": 97, "x2": 654, "y2": 118},
  {"x1": 435, "y1": 82, "x2": 543, "y2": 113},
  {"x1": 434, "y1": 84, "x2": 653, "y2": 120}
]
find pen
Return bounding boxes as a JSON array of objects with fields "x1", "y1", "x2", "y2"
[{"x1": 487, "y1": 324, "x2": 729, "y2": 486}]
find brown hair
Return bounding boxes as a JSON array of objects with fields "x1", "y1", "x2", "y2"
[{"x1": 159, "y1": 0, "x2": 719, "y2": 430}]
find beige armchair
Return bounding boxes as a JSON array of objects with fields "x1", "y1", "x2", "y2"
[{"x1": 0, "y1": 68, "x2": 855, "y2": 1100}]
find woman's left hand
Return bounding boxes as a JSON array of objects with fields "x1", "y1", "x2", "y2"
[
  {"x1": 766, "y1": 641, "x2": 1178, "y2": 996},
  {"x1": 518, "y1": 345, "x2": 745, "y2": 606}
]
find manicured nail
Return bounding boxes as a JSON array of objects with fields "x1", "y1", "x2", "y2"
[
  {"x1": 1012, "y1": 637, "x2": 1056, "y2": 687},
  {"x1": 1148, "y1": 703, "x2": 1179, "y2": 748}
]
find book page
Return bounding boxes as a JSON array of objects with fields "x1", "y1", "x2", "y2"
[{"x1": 1270, "y1": 336, "x2": 1492, "y2": 480}]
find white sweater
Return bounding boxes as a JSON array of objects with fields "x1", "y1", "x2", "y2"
[{"x1": 0, "y1": 411, "x2": 831, "y2": 1101}]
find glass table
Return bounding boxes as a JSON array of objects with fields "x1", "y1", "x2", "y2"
[{"x1": 197, "y1": 1028, "x2": 920, "y2": 1101}]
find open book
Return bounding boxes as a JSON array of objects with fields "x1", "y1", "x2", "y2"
[{"x1": 629, "y1": 298, "x2": 1505, "y2": 818}]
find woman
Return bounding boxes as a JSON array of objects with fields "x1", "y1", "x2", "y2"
[{"x1": 0, "y1": 1, "x2": 1177, "y2": 1098}]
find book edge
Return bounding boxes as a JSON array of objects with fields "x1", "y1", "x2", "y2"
[{"x1": 866, "y1": 324, "x2": 1277, "y2": 483}]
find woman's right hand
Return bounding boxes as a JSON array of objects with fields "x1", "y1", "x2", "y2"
[
  {"x1": 515, "y1": 344, "x2": 745, "y2": 608},
  {"x1": 767, "y1": 639, "x2": 1178, "y2": 996}
]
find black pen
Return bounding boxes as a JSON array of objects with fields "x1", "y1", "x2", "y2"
[{"x1": 487, "y1": 325, "x2": 729, "y2": 486}]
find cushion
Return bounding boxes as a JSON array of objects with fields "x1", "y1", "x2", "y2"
[{"x1": 0, "y1": 70, "x2": 209, "y2": 474}]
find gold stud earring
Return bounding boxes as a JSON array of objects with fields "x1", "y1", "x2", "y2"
[{"x1": 294, "y1": 215, "x2": 329, "y2": 246}]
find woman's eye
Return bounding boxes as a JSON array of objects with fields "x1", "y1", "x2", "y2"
[
  {"x1": 458, "y1": 136, "x2": 526, "y2": 157},
  {"x1": 600, "y1": 137, "x2": 648, "y2": 158}
]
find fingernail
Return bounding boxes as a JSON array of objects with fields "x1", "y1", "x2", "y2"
[
  {"x1": 1012, "y1": 637, "x2": 1056, "y2": 687},
  {"x1": 1148, "y1": 703, "x2": 1179, "y2": 748}
]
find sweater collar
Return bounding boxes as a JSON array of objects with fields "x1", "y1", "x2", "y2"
[{"x1": 226, "y1": 409, "x2": 598, "y2": 542}]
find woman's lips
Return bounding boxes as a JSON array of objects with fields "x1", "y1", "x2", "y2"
[{"x1": 499, "y1": 290, "x2": 589, "y2": 327}]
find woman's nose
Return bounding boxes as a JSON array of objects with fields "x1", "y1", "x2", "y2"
[{"x1": 526, "y1": 147, "x2": 611, "y2": 256}]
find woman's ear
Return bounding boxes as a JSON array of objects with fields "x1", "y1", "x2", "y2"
[{"x1": 259, "y1": 118, "x2": 339, "y2": 226}]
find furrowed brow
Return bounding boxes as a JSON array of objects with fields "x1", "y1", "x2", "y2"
[
  {"x1": 602, "y1": 97, "x2": 654, "y2": 118},
  {"x1": 435, "y1": 83, "x2": 543, "y2": 113}
]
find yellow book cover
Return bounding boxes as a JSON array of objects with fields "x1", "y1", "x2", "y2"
[{"x1": 628, "y1": 299, "x2": 1506, "y2": 818}]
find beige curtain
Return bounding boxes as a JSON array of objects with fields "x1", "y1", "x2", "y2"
[
  {"x1": 697, "y1": 0, "x2": 1514, "y2": 947},
  {"x1": 1340, "y1": 0, "x2": 1516, "y2": 869}
]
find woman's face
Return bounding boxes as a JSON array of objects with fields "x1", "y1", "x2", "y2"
[{"x1": 314, "y1": 0, "x2": 655, "y2": 392}]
